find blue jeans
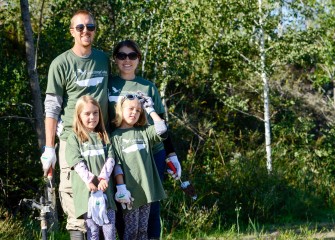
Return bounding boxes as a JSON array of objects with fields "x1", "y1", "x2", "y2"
[{"x1": 148, "y1": 149, "x2": 166, "y2": 239}]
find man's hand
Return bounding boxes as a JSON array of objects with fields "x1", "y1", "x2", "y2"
[
  {"x1": 167, "y1": 155, "x2": 182, "y2": 180},
  {"x1": 115, "y1": 184, "x2": 134, "y2": 210},
  {"x1": 40, "y1": 147, "x2": 57, "y2": 175}
]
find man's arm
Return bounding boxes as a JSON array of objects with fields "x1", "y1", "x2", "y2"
[
  {"x1": 40, "y1": 94, "x2": 62, "y2": 173},
  {"x1": 44, "y1": 93, "x2": 63, "y2": 146},
  {"x1": 45, "y1": 117, "x2": 57, "y2": 147}
]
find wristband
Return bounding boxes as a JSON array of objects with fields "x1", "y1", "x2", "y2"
[
  {"x1": 145, "y1": 107, "x2": 155, "y2": 115},
  {"x1": 44, "y1": 146, "x2": 55, "y2": 149}
]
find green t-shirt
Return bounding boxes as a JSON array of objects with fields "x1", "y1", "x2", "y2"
[
  {"x1": 46, "y1": 49, "x2": 110, "y2": 140},
  {"x1": 111, "y1": 125, "x2": 167, "y2": 211},
  {"x1": 66, "y1": 131, "x2": 116, "y2": 219},
  {"x1": 108, "y1": 75, "x2": 165, "y2": 153}
]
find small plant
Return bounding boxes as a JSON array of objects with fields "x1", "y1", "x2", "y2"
[{"x1": 235, "y1": 202, "x2": 241, "y2": 236}]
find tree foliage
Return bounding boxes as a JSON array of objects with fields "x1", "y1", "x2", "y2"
[{"x1": 2, "y1": 0, "x2": 335, "y2": 236}]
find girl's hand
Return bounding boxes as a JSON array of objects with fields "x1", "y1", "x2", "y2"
[
  {"x1": 87, "y1": 182, "x2": 98, "y2": 192},
  {"x1": 98, "y1": 179, "x2": 108, "y2": 192}
]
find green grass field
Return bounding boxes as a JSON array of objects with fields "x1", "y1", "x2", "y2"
[{"x1": 2, "y1": 214, "x2": 335, "y2": 240}]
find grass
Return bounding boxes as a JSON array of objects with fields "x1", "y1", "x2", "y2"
[
  {"x1": 164, "y1": 224, "x2": 335, "y2": 240},
  {"x1": 2, "y1": 204, "x2": 335, "y2": 240},
  {"x1": 0, "y1": 217, "x2": 68, "y2": 240},
  {"x1": 1, "y1": 216, "x2": 335, "y2": 240}
]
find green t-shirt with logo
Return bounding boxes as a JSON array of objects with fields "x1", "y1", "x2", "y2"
[
  {"x1": 46, "y1": 49, "x2": 110, "y2": 140},
  {"x1": 111, "y1": 125, "x2": 167, "y2": 211},
  {"x1": 66, "y1": 131, "x2": 116, "y2": 219},
  {"x1": 108, "y1": 76, "x2": 165, "y2": 154}
]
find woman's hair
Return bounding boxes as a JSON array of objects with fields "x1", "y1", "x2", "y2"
[
  {"x1": 113, "y1": 39, "x2": 142, "y2": 61},
  {"x1": 73, "y1": 95, "x2": 109, "y2": 144},
  {"x1": 113, "y1": 97, "x2": 147, "y2": 128}
]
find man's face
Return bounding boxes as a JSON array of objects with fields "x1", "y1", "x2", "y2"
[{"x1": 70, "y1": 14, "x2": 95, "y2": 48}]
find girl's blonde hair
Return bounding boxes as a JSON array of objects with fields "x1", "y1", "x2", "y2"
[
  {"x1": 113, "y1": 97, "x2": 147, "y2": 128},
  {"x1": 73, "y1": 95, "x2": 109, "y2": 144}
]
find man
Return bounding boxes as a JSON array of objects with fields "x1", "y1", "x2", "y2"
[{"x1": 40, "y1": 10, "x2": 110, "y2": 240}]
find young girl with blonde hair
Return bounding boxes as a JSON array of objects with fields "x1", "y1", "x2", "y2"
[
  {"x1": 65, "y1": 95, "x2": 117, "y2": 239},
  {"x1": 111, "y1": 92, "x2": 167, "y2": 240}
]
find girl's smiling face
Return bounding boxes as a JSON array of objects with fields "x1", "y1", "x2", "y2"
[
  {"x1": 120, "y1": 99, "x2": 142, "y2": 128},
  {"x1": 79, "y1": 102, "x2": 99, "y2": 131}
]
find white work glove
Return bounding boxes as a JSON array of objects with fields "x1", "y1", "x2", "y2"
[
  {"x1": 136, "y1": 91, "x2": 155, "y2": 114},
  {"x1": 87, "y1": 190, "x2": 109, "y2": 226},
  {"x1": 167, "y1": 155, "x2": 182, "y2": 180},
  {"x1": 115, "y1": 184, "x2": 134, "y2": 210},
  {"x1": 40, "y1": 147, "x2": 57, "y2": 175},
  {"x1": 56, "y1": 118, "x2": 63, "y2": 138}
]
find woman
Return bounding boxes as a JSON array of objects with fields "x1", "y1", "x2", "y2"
[{"x1": 108, "y1": 39, "x2": 182, "y2": 239}]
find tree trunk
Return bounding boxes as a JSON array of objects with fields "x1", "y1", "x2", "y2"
[
  {"x1": 258, "y1": 0, "x2": 272, "y2": 173},
  {"x1": 20, "y1": 0, "x2": 45, "y2": 149}
]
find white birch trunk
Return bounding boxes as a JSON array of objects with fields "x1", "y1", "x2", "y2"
[{"x1": 258, "y1": 0, "x2": 272, "y2": 173}]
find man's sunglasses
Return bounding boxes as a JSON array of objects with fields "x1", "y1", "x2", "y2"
[
  {"x1": 116, "y1": 52, "x2": 139, "y2": 60},
  {"x1": 71, "y1": 24, "x2": 96, "y2": 32}
]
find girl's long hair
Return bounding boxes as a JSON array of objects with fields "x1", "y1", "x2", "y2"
[
  {"x1": 73, "y1": 95, "x2": 109, "y2": 144},
  {"x1": 113, "y1": 97, "x2": 147, "y2": 128}
]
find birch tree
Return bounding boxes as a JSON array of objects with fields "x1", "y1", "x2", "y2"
[{"x1": 258, "y1": 0, "x2": 272, "y2": 173}]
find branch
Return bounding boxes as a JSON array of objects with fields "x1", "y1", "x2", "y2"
[
  {"x1": 141, "y1": 9, "x2": 155, "y2": 76},
  {"x1": 35, "y1": 0, "x2": 45, "y2": 69},
  {"x1": 236, "y1": 50, "x2": 261, "y2": 76},
  {"x1": 169, "y1": 112, "x2": 204, "y2": 141},
  {"x1": 224, "y1": 102, "x2": 264, "y2": 122},
  {"x1": 0, "y1": 116, "x2": 35, "y2": 121}
]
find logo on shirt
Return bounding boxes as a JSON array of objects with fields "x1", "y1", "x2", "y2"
[
  {"x1": 112, "y1": 87, "x2": 120, "y2": 93},
  {"x1": 108, "y1": 87, "x2": 121, "y2": 102},
  {"x1": 81, "y1": 143, "x2": 105, "y2": 157},
  {"x1": 121, "y1": 138, "x2": 146, "y2": 153},
  {"x1": 74, "y1": 69, "x2": 107, "y2": 87}
]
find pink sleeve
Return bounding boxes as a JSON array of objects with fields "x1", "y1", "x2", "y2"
[
  {"x1": 74, "y1": 161, "x2": 95, "y2": 184},
  {"x1": 98, "y1": 157, "x2": 115, "y2": 181}
]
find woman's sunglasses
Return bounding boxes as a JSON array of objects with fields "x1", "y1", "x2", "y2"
[
  {"x1": 116, "y1": 52, "x2": 139, "y2": 60},
  {"x1": 71, "y1": 24, "x2": 96, "y2": 32}
]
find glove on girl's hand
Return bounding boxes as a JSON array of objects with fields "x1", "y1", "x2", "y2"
[
  {"x1": 40, "y1": 147, "x2": 57, "y2": 175},
  {"x1": 115, "y1": 184, "x2": 134, "y2": 210},
  {"x1": 167, "y1": 155, "x2": 182, "y2": 180},
  {"x1": 136, "y1": 91, "x2": 155, "y2": 114},
  {"x1": 87, "y1": 190, "x2": 109, "y2": 226}
]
